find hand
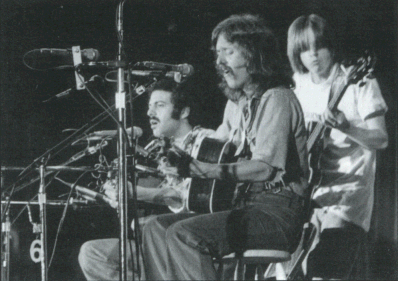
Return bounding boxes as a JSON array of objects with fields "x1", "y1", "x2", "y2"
[
  {"x1": 157, "y1": 156, "x2": 179, "y2": 177},
  {"x1": 102, "y1": 179, "x2": 118, "y2": 201},
  {"x1": 166, "y1": 145, "x2": 193, "y2": 178},
  {"x1": 321, "y1": 109, "x2": 350, "y2": 131},
  {"x1": 102, "y1": 180, "x2": 133, "y2": 201}
]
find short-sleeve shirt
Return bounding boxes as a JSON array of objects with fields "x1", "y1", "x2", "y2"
[
  {"x1": 293, "y1": 64, "x2": 388, "y2": 231},
  {"x1": 214, "y1": 87, "x2": 309, "y2": 196}
]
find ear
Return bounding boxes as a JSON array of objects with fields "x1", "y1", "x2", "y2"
[{"x1": 180, "y1": 107, "x2": 190, "y2": 120}]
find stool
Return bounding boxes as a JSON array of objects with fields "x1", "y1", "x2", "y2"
[{"x1": 218, "y1": 249, "x2": 291, "y2": 280}]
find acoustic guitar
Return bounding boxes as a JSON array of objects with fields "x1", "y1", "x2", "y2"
[{"x1": 187, "y1": 137, "x2": 237, "y2": 214}]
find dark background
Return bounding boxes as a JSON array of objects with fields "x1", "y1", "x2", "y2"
[{"x1": 1, "y1": 0, "x2": 397, "y2": 280}]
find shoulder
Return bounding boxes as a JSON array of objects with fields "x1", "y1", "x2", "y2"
[
  {"x1": 260, "y1": 87, "x2": 304, "y2": 119},
  {"x1": 190, "y1": 126, "x2": 216, "y2": 142},
  {"x1": 292, "y1": 71, "x2": 309, "y2": 86},
  {"x1": 261, "y1": 86, "x2": 298, "y2": 104}
]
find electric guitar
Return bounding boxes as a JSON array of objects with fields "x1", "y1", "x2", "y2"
[
  {"x1": 307, "y1": 52, "x2": 376, "y2": 187},
  {"x1": 187, "y1": 137, "x2": 237, "y2": 214}
]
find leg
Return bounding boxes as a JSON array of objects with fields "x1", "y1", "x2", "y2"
[
  {"x1": 165, "y1": 211, "x2": 232, "y2": 280},
  {"x1": 305, "y1": 210, "x2": 366, "y2": 280},
  {"x1": 306, "y1": 226, "x2": 365, "y2": 279},
  {"x1": 78, "y1": 238, "x2": 139, "y2": 281},
  {"x1": 143, "y1": 192, "x2": 304, "y2": 280},
  {"x1": 166, "y1": 199, "x2": 303, "y2": 280},
  {"x1": 141, "y1": 212, "x2": 198, "y2": 280}
]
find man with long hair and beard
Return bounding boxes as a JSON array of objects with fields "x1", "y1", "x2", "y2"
[{"x1": 141, "y1": 14, "x2": 310, "y2": 280}]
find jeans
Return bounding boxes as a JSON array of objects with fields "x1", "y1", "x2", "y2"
[
  {"x1": 78, "y1": 238, "x2": 143, "y2": 281},
  {"x1": 142, "y1": 189, "x2": 305, "y2": 280},
  {"x1": 77, "y1": 215, "x2": 160, "y2": 280}
]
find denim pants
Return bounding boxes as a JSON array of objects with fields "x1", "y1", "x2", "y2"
[
  {"x1": 78, "y1": 238, "x2": 142, "y2": 280},
  {"x1": 142, "y1": 190, "x2": 305, "y2": 280}
]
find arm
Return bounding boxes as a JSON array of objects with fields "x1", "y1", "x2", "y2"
[
  {"x1": 104, "y1": 183, "x2": 182, "y2": 205},
  {"x1": 189, "y1": 159, "x2": 275, "y2": 182},
  {"x1": 186, "y1": 92, "x2": 294, "y2": 183},
  {"x1": 136, "y1": 186, "x2": 164, "y2": 202},
  {"x1": 324, "y1": 110, "x2": 388, "y2": 150},
  {"x1": 323, "y1": 78, "x2": 388, "y2": 150}
]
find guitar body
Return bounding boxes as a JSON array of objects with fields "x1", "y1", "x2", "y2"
[{"x1": 187, "y1": 137, "x2": 237, "y2": 214}]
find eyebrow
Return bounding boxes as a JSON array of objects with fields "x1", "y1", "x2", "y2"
[{"x1": 148, "y1": 100, "x2": 167, "y2": 106}]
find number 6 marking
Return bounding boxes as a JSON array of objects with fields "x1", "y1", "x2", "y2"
[{"x1": 30, "y1": 239, "x2": 42, "y2": 263}]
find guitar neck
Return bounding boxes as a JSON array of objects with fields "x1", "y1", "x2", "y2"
[{"x1": 306, "y1": 71, "x2": 353, "y2": 153}]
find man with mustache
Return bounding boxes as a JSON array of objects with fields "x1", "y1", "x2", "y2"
[
  {"x1": 78, "y1": 78, "x2": 213, "y2": 280},
  {"x1": 141, "y1": 14, "x2": 309, "y2": 280}
]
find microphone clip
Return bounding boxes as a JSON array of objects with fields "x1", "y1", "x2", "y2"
[{"x1": 72, "y1": 46, "x2": 85, "y2": 90}]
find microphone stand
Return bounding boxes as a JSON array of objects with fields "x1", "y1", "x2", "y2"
[
  {"x1": 1, "y1": 199, "x2": 11, "y2": 281},
  {"x1": 38, "y1": 159, "x2": 48, "y2": 281},
  {"x1": 115, "y1": 2, "x2": 129, "y2": 281}
]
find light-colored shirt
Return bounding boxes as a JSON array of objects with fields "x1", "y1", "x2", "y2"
[
  {"x1": 293, "y1": 64, "x2": 388, "y2": 231},
  {"x1": 214, "y1": 87, "x2": 309, "y2": 195}
]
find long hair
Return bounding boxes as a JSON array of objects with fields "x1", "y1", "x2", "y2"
[
  {"x1": 287, "y1": 14, "x2": 336, "y2": 74},
  {"x1": 211, "y1": 14, "x2": 293, "y2": 101}
]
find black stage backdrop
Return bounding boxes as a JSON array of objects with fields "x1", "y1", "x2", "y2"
[{"x1": 1, "y1": 0, "x2": 397, "y2": 280}]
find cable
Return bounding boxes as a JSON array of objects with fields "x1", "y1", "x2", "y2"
[
  {"x1": 77, "y1": 74, "x2": 132, "y2": 149},
  {"x1": 47, "y1": 171, "x2": 89, "y2": 270}
]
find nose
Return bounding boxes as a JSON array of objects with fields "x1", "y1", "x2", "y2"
[
  {"x1": 216, "y1": 52, "x2": 225, "y2": 65},
  {"x1": 147, "y1": 106, "x2": 154, "y2": 117},
  {"x1": 309, "y1": 46, "x2": 318, "y2": 57}
]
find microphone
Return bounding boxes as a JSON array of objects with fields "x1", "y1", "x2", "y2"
[
  {"x1": 134, "y1": 164, "x2": 162, "y2": 176},
  {"x1": 24, "y1": 48, "x2": 100, "y2": 70},
  {"x1": 69, "y1": 141, "x2": 109, "y2": 161},
  {"x1": 55, "y1": 177, "x2": 118, "y2": 208},
  {"x1": 138, "y1": 62, "x2": 194, "y2": 76},
  {"x1": 92, "y1": 126, "x2": 143, "y2": 139},
  {"x1": 130, "y1": 70, "x2": 179, "y2": 78},
  {"x1": 130, "y1": 70, "x2": 185, "y2": 83}
]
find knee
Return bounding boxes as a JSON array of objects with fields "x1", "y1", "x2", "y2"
[
  {"x1": 142, "y1": 215, "x2": 159, "y2": 236},
  {"x1": 165, "y1": 221, "x2": 188, "y2": 248},
  {"x1": 78, "y1": 241, "x2": 95, "y2": 268},
  {"x1": 141, "y1": 215, "x2": 164, "y2": 245}
]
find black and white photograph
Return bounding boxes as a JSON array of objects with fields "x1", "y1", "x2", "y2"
[{"x1": 1, "y1": 0, "x2": 397, "y2": 280}]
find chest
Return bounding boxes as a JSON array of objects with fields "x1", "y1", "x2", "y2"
[{"x1": 296, "y1": 82, "x2": 361, "y2": 123}]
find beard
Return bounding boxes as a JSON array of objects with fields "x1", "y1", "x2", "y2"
[
  {"x1": 215, "y1": 64, "x2": 244, "y2": 102},
  {"x1": 218, "y1": 79, "x2": 243, "y2": 102}
]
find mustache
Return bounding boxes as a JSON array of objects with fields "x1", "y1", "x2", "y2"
[
  {"x1": 215, "y1": 63, "x2": 232, "y2": 76},
  {"x1": 149, "y1": 117, "x2": 160, "y2": 123}
]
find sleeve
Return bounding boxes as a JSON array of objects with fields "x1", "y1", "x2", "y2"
[
  {"x1": 251, "y1": 92, "x2": 293, "y2": 174},
  {"x1": 357, "y1": 78, "x2": 388, "y2": 120}
]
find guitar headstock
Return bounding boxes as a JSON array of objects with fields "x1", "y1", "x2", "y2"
[{"x1": 342, "y1": 50, "x2": 376, "y2": 87}]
